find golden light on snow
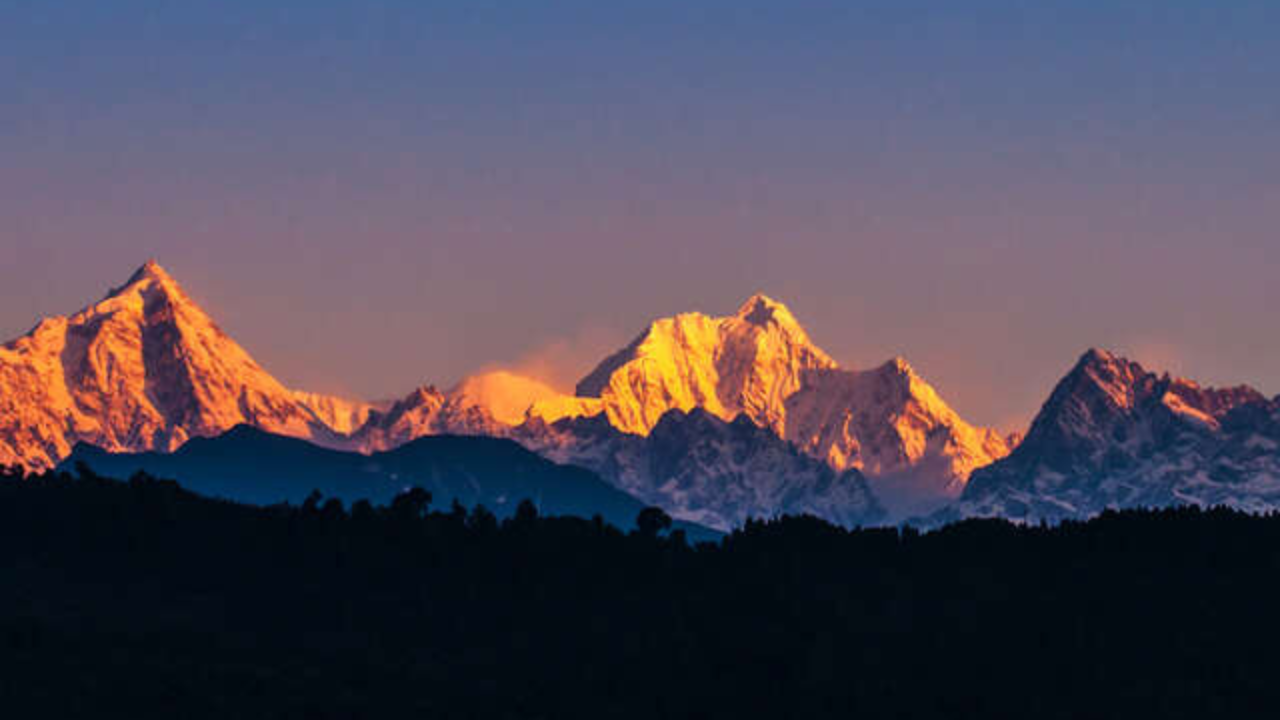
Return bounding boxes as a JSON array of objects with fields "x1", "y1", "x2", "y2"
[{"x1": 0, "y1": 263, "x2": 1012, "y2": 518}]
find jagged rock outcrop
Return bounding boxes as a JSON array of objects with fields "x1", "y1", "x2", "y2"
[{"x1": 934, "y1": 349, "x2": 1280, "y2": 525}]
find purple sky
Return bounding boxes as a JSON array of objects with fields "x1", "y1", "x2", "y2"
[{"x1": 3, "y1": 1, "x2": 1278, "y2": 431}]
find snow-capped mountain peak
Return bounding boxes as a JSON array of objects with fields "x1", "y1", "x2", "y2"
[
  {"x1": 1015, "y1": 348, "x2": 1265, "y2": 459},
  {"x1": 346, "y1": 369, "x2": 604, "y2": 453},
  {"x1": 124, "y1": 257, "x2": 172, "y2": 286},
  {"x1": 782, "y1": 359, "x2": 1012, "y2": 517},
  {"x1": 568, "y1": 295, "x2": 1010, "y2": 519},
  {"x1": 1068, "y1": 347, "x2": 1150, "y2": 411},
  {"x1": 940, "y1": 349, "x2": 1279, "y2": 526},
  {"x1": 734, "y1": 292, "x2": 800, "y2": 329},
  {"x1": 574, "y1": 294, "x2": 837, "y2": 436},
  {"x1": 0, "y1": 262, "x2": 335, "y2": 470}
]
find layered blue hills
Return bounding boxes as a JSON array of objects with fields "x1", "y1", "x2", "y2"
[{"x1": 62, "y1": 425, "x2": 718, "y2": 541}]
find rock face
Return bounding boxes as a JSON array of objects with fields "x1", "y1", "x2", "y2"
[
  {"x1": 573, "y1": 294, "x2": 1011, "y2": 516},
  {"x1": 516, "y1": 408, "x2": 885, "y2": 532},
  {"x1": 937, "y1": 349, "x2": 1280, "y2": 525},
  {"x1": 0, "y1": 261, "x2": 337, "y2": 471}
]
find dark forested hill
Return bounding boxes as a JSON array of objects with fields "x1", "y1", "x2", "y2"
[
  {"x1": 3, "y1": 465, "x2": 1280, "y2": 719},
  {"x1": 61, "y1": 425, "x2": 715, "y2": 540}
]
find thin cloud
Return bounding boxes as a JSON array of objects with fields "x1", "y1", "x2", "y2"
[{"x1": 484, "y1": 325, "x2": 629, "y2": 394}]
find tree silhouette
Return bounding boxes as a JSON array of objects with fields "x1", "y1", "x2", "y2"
[
  {"x1": 514, "y1": 498, "x2": 540, "y2": 526},
  {"x1": 390, "y1": 487, "x2": 432, "y2": 521},
  {"x1": 0, "y1": 468, "x2": 1277, "y2": 719},
  {"x1": 635, "y1": 506, "x2": 673, "y2": 538}
]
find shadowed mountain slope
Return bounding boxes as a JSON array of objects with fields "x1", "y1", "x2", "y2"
[{"x1": 63, "y1": 425, "x2": 717, "y2": 539}]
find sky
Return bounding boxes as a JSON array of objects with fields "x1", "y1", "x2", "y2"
[{"x1": 2, "y1": 0, "x2": 1278, "y2": 431}]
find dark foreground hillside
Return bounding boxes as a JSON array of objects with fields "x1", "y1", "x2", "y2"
[{"x1": 3, "y1": 467, "x2": 1280, "y2": 719}]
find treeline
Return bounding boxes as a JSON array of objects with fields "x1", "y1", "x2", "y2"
[{"x1": 3, "y1": 465, "x2": 1280, "y2": 719}]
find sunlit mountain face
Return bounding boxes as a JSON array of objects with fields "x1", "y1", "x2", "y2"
[
  {"x1": 0, "y1": 262, "x2": 1010, "y2": 521},
  {"x1": 0, "y1": 261, "x2": 340, "y2": 471},
  {"x1": 565, "y1": 293, "x2": 1013, "y2": 517},
  {"x1": 6, "y1": 262, "x2": 1280, "y2": 530},
  {"x1": 0, "y1": 262, "x2": 592, "y2": 471}
]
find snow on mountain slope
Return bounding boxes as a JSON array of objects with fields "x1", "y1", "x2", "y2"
[
  {"x1": 784, "y1": 360, "x2": 1012, "y2": 516},
  {"x1": 335, "y1": 293, "x2": 1002, "y2": 520},
  {"x1": 934, "y1": 348, "x2": 1280, "y2": 525},
  {"x1": 448, "y1": 371, "x2": 566, "y2": 425},
  {"x1": 0, "y1": 261, "x2": 335, "y2": 471},
  {"x1": 292, "y1": 391, "x2": 382, "y2": 435},
  {"x1": 576, "y1": 294, "x2": 837, "y2": 436},
  {"x1": 0, "y1": 266, "x2": 994, "y2": 527},
  {"x1": 349, "y1": 371, "x2": 603, "y2": 452},
  {"x1": 447, "y1": 370, "x2": 602, "y2": 426},
  {"x1": 346, "y1": 385, "x2": 452, "y2": 452},
  {"x1": 574, "y1": 294, "x2": 1010, "y2": 517},
  {"x1": 515, "y1": 408, "x2": 885, "y2": 532},
  {"x1": 526, "y1": 395, "x2": 604, "y2": 425}
]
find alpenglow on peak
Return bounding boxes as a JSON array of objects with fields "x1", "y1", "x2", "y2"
[
  {"x1": 573, "y1": 294, "x2": 836, "y2": 436},
  {"x1": 734, "y1": 293, "x2": 796, "y2": 326},
  {"x1": 0, "y1": 261, "x2": 341, "y2": 470},
  {"x1": 570, "y1": 294, "x2": 1012, "y2": 517},
  {"x1": 128, "y1": 258, "x2": 171, "y2": 283}
]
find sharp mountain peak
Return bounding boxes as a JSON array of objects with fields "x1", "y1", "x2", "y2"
[
  {"x1": 108, "y1": 258, "x2": 183, "y2": 300},
  {"x1": 876, "y1": 356, "x2": 917, "y2": 377},
  {"x1": 950, "y1": 349, "x2": 1280, "y2": 526},
  {"x1": 733, "y1": 292, "x2": 795, "y2": 326},
  {"x1": 128, "y1": 258, "x2": 172, "y2": 284},
  {"x1": 1064, "y1": 347, "x2": 1262, "y2": 404},
  {"x1": 0, "y1": 261, "x2": 336, "y2": 471}
]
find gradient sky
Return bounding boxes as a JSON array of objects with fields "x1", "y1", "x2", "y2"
[{"x1": 3, "y1": 0, "x2": 1278, "y2": 431}]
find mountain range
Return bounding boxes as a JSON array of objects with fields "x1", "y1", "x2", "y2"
[
  {"x1": 514, "y1": 409, "x2": 884, "y2": 530},
  {"x1": 553, "y1": 293, "x2": 1015, "y2": 519},
  {"x1": 930, "y1": 349, "x2": 1280, "y2": 526},
  {"x1": 4, "y1": 261, "x2": 1280, "y2": 530},
  {"x1": 61, "y1": 424, "x2": 718, "y2": 540}
]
